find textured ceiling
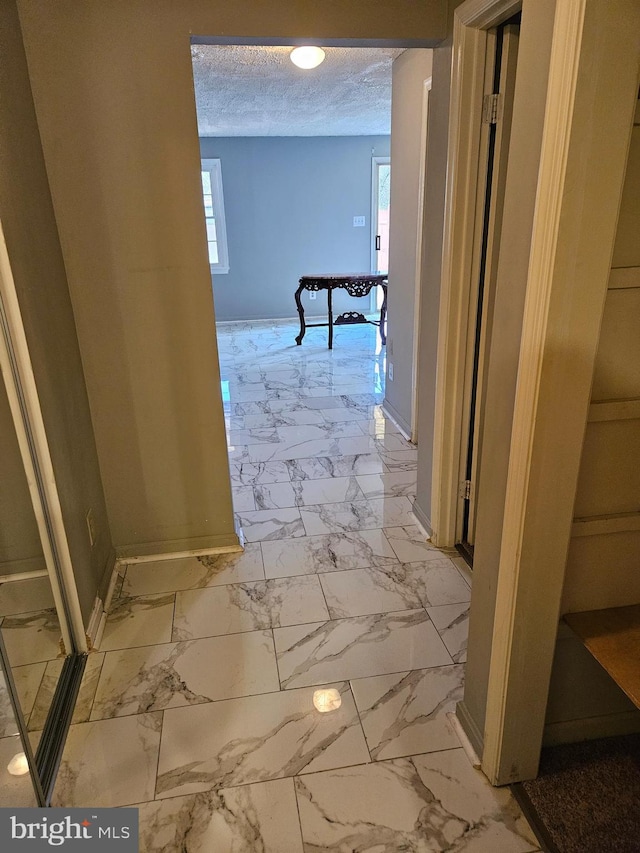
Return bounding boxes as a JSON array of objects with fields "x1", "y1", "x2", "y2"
[{"x1": 191, "y1": 45, "x2": 403, "y2": 137}]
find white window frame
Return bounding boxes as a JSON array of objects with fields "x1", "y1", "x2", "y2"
[{"x1": 200, "y1": 158, "x2": 230, "y2": 274}]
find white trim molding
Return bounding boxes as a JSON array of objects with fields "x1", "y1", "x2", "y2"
[
  {"x1": 430, "y1": 13, "x2": 488, "y2": 548},
  {"x1": 0, "y1": 221, "x2": 87, "y2": 653},
  {"x1": 458, "y1": 0, "x2": 522, "y2": 28}
]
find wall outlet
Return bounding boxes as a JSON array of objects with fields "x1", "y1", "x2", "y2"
[
  {"x1": 353, "y1": 216, "x2": 366, "y2": 227},
  {"x1": 388, "y1": 362, "x2": 394, "y2": 381},
  {"x1": 309, "y1": 291, "x2": 317, "y2": 300},
  {"x1": 86, "y1": 507, "x2": 97, "y2": 547}
]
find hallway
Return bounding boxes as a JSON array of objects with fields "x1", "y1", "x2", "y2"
[{"x1": 51, "y1": 319, "x2": 540, "y2": 850}]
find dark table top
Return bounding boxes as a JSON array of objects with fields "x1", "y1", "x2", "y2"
[{"x1": 299, "y1": 273, "x2": 388, "y2": 284}]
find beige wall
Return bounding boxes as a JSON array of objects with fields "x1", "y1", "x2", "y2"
[
  {"x1": 0, "y1": 381, "x2": 44, "y2": 576},
  {"x1": 0, "y1": 0, "x2": 113, "y2": 617},
  {"x1": 384, "y1": 49, "x2": 433, "y2": 435},
  {"x1": 413, "y1": 44, "x2": 452, "y2": 532},
  {"x1": 17, "y1": 0, "x2": 446, "y2": 558}
]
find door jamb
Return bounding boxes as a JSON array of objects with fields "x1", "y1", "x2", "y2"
[
  {"x1": 410, "y1": 77, "x2": 432, "y2": 442},
  {"x1": 430, "y1": 0, "x2": 520, "y2": 549}
]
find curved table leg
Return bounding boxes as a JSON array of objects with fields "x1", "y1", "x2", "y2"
[
  {"x1": 294, "y1": 283, "x2": 306, "y2": 345},
  {"x1": 379, "y1": 283, "x2": 388, "y2": 345}
]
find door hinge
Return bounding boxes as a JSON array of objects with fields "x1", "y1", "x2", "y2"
[
  {"x1": 482, "y1": 93, "x2": 501, "y2": 125},
  {"x1": 459, "y1": 480, "x2": 472, "y2": 501}
]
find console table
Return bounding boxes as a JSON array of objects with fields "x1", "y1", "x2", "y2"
[{"x1": 294, "y1": 273, "x2": 387, "y2": 349}]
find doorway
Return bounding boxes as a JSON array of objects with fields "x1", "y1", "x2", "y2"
[
  {"x1": 371, "y1": 156, "x2": 390, "y2": 311},
  {"x1": 456, "y1": 20, "x2": 520, "y2": 566}
]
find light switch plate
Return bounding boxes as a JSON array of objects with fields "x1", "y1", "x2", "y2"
[{"x1": 353, "y1": 216, "x2": 366, "y2": 227}]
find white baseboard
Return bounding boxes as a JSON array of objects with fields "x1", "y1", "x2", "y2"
[
  {"x1": 85, "y1": 594, "x2": 105, "y2": 651},
  {"x1": 447, "y1": 711, "x2": 481, "y2": 768},
  {"x1": 0, "y1": 568, "x2": 48, "y2": 583},
  {"x1": 381, "y1": 398, "x2": 413, "y2": 442},
  {"x1": 455, "y1": 700, "x2": 485, "y2": 760},
  {"x1": 115, "y1": 530, "x2": 242, "y2": 562},
  {"x1": 411, "y1": 500, "x2": 433, "y2": 538}
]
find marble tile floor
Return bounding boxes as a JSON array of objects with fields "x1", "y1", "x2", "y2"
[{"x1": 51, "y1": 319, "x2": 539, "y2": 851}]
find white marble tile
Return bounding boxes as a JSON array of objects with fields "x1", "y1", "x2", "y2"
[
  {"x1": 0, "y1": 663, "x2": 46, "y2": 737},
  {"x1": 29, "y1": 653, "x2": 105, "y2": 731},
  {"x1": 377, "y1": 449, "x2": 418, "y2": 470},
  {"x1": 156, "y1": 682, "x2": 369, "y2": 799},
  {"x1": 236, "y1": 508, "x2": 305, "y2": 542},
  {"x1": 397, "y1": 561, "x2": 472, "y2": 607},
  {"x1": 230, "y1": 401, "x2": 273, "y2": 418},
  {"x1": 351, "y1": 666, "x2": 465, "y2": 760},
  {"x1": 0, "y1": 576, "x2": 54, "y2": 617},
  {"x1": 229, "y1": 461, "x2": 291, "y2": 485},
  {"x1": 136, "y1": 779, "x2": 304, "y2": 853},
  {"x1": 246, "y1": 410, "x2": 326, "y2": 427},
  {"x1": 318, "y1": 407, "x2": 370, "y2": 423},
  {"x1": 122, "y1": 545, "x2": 265, "y2": 596},
  {"x1": 1, "y1": 609, "x2": 62, "y2": 666},
  {"x1": 261, "y1": 530, "x2": 399, "y2": 579},
  {"x1": 342, "y1": 393, "x2": 383, "y2": 408},
  {"x1": 286, "y1": 454, "x2": 387, "y2": 480},
  {"x1": 91, "y1": 632, "x2": 279, "y2": 719},
  {"x1": 231, "y1": 484, "x2": 257, "y2": 511},
  {"x1": 319, "y1": 567, "x2": 423, "y2": 618},
  {"x1": 411, "y1": 750, "x2": 539, "y2": 850},
  {"x1": 275, "y1": 423, "x2": 364, "y2": 443},
  {"x1": 274, "y1": 611, "x2": 452, "y2": 689},
  {"x1": 0, "y1": 735, "x2": 39, "y2": 806},
  {"x1": 356, "y1": 471, "x2": 417, "y2": 499},
  {"x1": 295, "y1": 752, "x2": 538, "y2": 852},
  {"x1": 384, "y1": 525, "x2": 456, "y2": 564},
  {"x1": 427, "y1": 603, "x2": 470, "y2": 663},
  {"x1": 252, "y1": 482, "x2": 298, "y2": 510},
  {"x1": 233, "y1": 388, "x2": 269, "y2": 403},
  {"x1": 52, "y1": 713, "x2": 162, "y2": 807},
  {"x1": 246, "y1": 436, "x2": 376, "y2": 464},
  {"x1": 99, "y1": 593, "x2": 174, "y2": 651},
  {"x1": 228, "y1": 427, "x2": 280, "y2": 445},
  {"x1": 300, "y1": 497, "x2": 414, "y2": 535},
  {"x1": 173, "y1": 576, "x2": 329, "y2": 639},
  {"x1": 254, "y1": 477, "x2": 365, "y2": 509},
  {"x1": 269, "y1": 396, "x2": 346, "y2": 411},
  {"x1": 360, "y1": 416, "x2": 402, "y2": 437},
  {"x1": 372, "y1": 433, "x2": 415, "y2": 452}
]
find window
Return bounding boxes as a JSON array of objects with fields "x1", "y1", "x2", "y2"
[{"x1": 200, "y1": 159, "x2": 229, "y2": 273}]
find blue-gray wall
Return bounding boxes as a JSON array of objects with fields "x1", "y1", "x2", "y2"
[{"x1": 200, "y1": 135, "x2": 390, "y2": 321}]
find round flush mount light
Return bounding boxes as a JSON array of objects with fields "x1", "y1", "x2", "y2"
[
  {"x1": 290, "y1": 46, "x2": 326, "y2": 70},
  {"x1": 7, "y1": 752, "x2": 29, "y2": 776}
]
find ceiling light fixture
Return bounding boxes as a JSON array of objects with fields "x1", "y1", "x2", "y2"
[{"x1": 290, "y1": 46, "x2": 326, "y2": 70}]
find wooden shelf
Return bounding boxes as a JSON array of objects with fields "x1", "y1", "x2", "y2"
[{"x1": 565, "y1": 604, "x2": 640, "y2": 709}]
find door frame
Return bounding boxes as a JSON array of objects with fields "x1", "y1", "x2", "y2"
[
  {"x1": 0, "y1": 220, "x2": 86, "y2": 654},
  {"x1": 370, "y1": 155, "x2": 391, "y2": 279},
  {"x1": 410, "y1": 77, "x2": 432, "y2": 442},
  {"x1": 431, "y1": 0, "x2": 640, "y2": 784},
  {"x1": 430, "y1": 0, "x2": 521, "y2": 551}
]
